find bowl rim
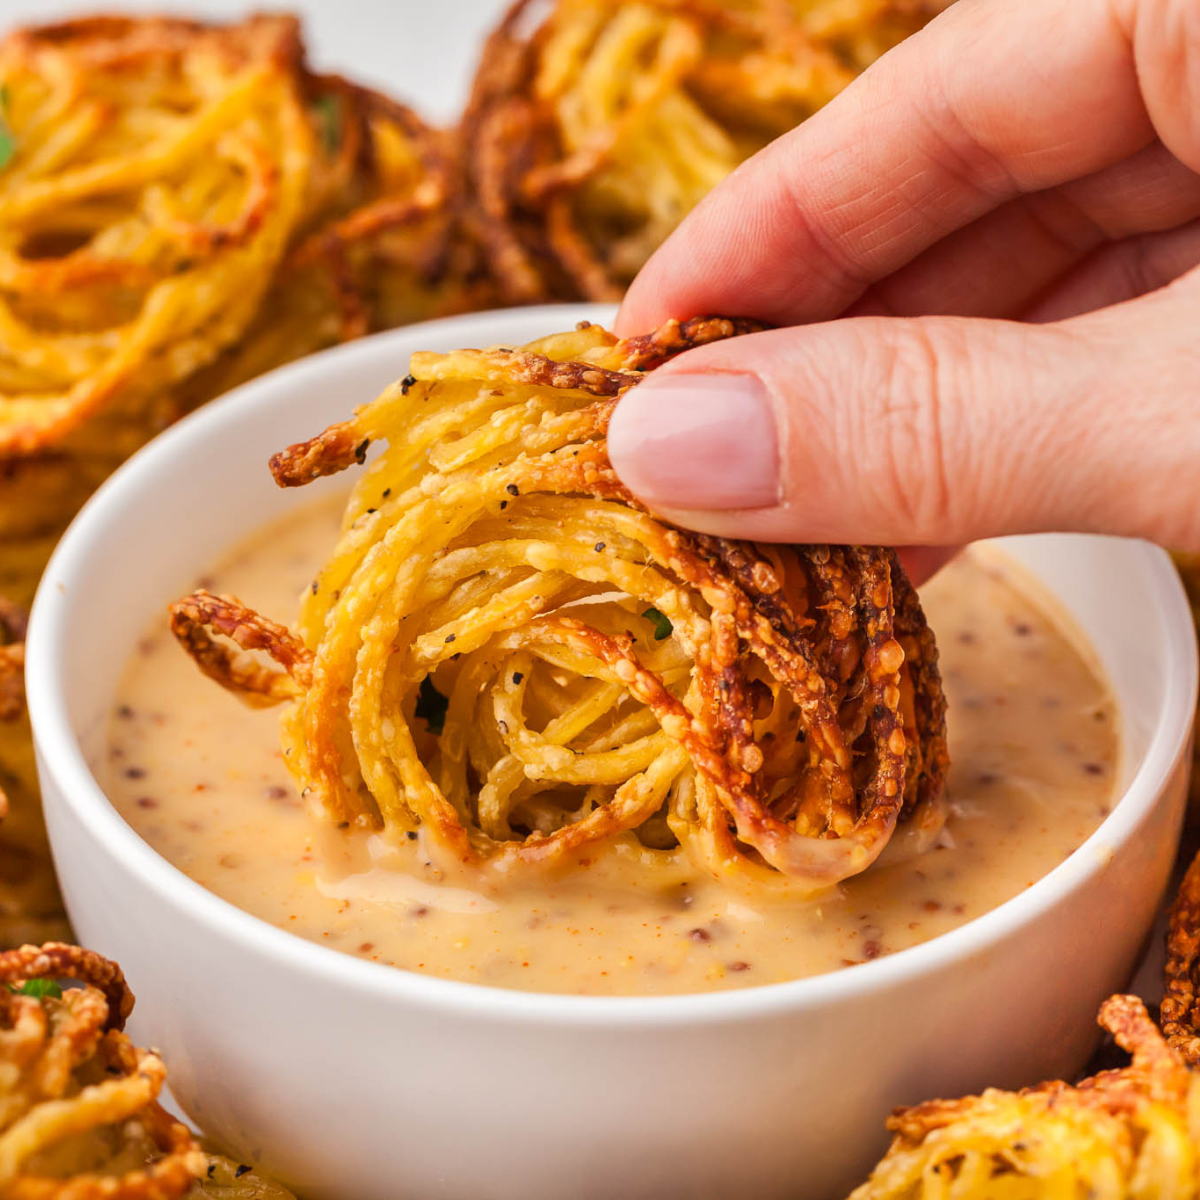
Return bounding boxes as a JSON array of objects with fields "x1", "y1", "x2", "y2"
[{"x1": 26, "y1": 302, "x2": 1200, "y2": 1028}]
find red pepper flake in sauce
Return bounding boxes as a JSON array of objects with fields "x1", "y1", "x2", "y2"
[
  {"x1": 729, "y1": 961, "x2": 750, "y2": 972},
  {"x1": 687, "y1": 928, "x2": 711, "y2": 943},
  {"x1": 136, "y1": 797, "x2": 158, "y2": 809}
]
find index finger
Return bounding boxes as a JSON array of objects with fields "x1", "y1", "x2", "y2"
[{"x1": 617, "y1": 0, "x2": 1175, "y2": 333}]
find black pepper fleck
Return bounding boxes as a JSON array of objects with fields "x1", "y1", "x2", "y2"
[
  {"x1": 400, "y1": 374, "x2": 416, "y2": 394},
  {"x1": 505, "y1": 483, "x2": 519, "y2": 497}
]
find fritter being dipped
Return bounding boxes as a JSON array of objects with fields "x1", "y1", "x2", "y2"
[
  {"x1": 171, "y1": 317, "x2": 947, "y2": 889},
  {"x1": 462, "y1": 0, "x2": 948, "y2": 302},
  {"x1": 849, "y1": 996, "x2": 1200, "y2": 1199}
]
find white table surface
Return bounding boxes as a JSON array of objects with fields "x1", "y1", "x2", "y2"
[{"x1": 0, "y1": 0, "x2": 514, "y2": 125}]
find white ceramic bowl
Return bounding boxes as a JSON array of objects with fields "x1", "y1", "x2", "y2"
[{"x1": 27, "y1": 305, "x2": 1198, "y2": 1200}]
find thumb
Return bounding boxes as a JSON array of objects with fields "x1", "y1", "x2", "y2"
[{"x1": 607, "y1": 278, "x2": 1200, "y2": 551}]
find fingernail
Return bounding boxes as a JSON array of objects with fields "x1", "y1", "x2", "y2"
[{"x1": 607, "y1": 374, "x2": 780, "y2": 510}]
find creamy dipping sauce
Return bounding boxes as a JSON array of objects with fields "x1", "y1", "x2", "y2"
[{"x1": 104, "y1": 497, "x2": 1119, "y2": 996}]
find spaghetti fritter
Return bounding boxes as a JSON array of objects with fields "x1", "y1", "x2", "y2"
[
  {"x1": 849, "y1": 996, "x2": 1200, "y2": 1199},
  {"x1": 0, "y1": 15, "x2": 312, "y2": 457},
  {"x1": 0, "y1": 11, "x2": 473, "y2": 949},
  {"x1": 463, "y1": 0, "x2": 947, "y2": 302},
  {"x1": 171, "y1": 318, "x2": 947, "y2": 888},
  {"x1": 1161, "y1": 846, "x2": 1200, "y2": 1067},
  {"x1": 0, "y1": 942, "x2": 206, "y2": 1199}
]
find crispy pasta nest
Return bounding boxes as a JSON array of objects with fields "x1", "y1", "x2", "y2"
[
  {"x1": 0, "y1": 13, "x2": 470, "y2": 458},
  {"x1": 0, "y1": 601, "x2": 68, "y2": 951},
  {"x1": 1161, "y1": 847, "x2": 1200, "y2": 1067},
  {"x1": 463, "y1": 0, "x2": 946, "y2": 302},
  {"x1": 0, "y1": 15, "x2": 312, "y2": 457},
  {"x1": 0, "y1": 942, "x2": 205, "y2": 1200},
  {"x1": 172, "y1": 317, "x2": 947, "y2": 888},
  {"x1": 0, "y1": 10, "x2": 477, "y2": 951},
  {"x1": 0, "y1": 941, "x2": 296, "y2": 1198},
  {"x1": 850, "y1": 996, "x2": 1200, "y2": 1199}
]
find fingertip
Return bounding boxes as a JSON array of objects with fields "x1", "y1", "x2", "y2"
[
  {"x1": 608, "y1": 372, "x2": 780, "y2": 511},
  {"x1": 613, "y1": 252, "x2": 680, "y2": 337}
]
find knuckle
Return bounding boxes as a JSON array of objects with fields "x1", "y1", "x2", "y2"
[{"x1": 860, "y1": 322, "x2": 962, "y2": 541}]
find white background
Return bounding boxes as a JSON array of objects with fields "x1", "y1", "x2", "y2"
[{"x1": 0, "y1": 0, "x2": 515, "y2": 124}]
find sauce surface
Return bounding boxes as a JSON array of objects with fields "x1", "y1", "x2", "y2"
[{"x1": 104, "y1": 498, "x2": 1119, "y2": 995}]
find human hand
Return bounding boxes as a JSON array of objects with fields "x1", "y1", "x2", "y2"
[{"x1": 609, "y1": 0, "x2": 1200, "y2": 577}]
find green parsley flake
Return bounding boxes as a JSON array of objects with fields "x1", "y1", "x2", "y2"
[
  {"x1": 15, "y1": 979, "x2": 62, "y2": 999},
  {"x1": 312, "y1": 93, "x2": 343, "y2": 156},
  {"x1": 642, "y1": 607, "x2": 673, "y2": 640},
  {"x1": 0, "y1": 84, "x2": 16, "y2": 170}
]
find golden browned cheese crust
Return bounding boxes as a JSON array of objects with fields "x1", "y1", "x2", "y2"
[
  {"x1": 849, "y1": 996, "x2": 1200, "y2": 1198},
  {"x1": 171, "y1": 317, "x2": 948, "y2": 888},
  {"x1": 461, "y1": 0, "x2": 948, "y2": 303}
]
